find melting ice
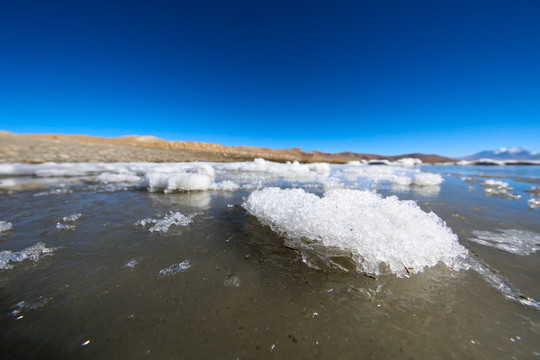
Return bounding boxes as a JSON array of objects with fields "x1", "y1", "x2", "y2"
[
  {"x1": 243, "y1": 188, "x2": 468, "y2": 277},
  {"x1": 468, "y1": 229, "x2": 540, "y2": 256}
]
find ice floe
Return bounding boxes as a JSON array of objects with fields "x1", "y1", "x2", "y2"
[
  {"x1": 135, "y1": 211, "x2": 192, "y2": 233},
  {"x1": 0, "y1": 242, "x2": 55, "y2": 270},
  {"x1": 468, "y1": 229, "x2": 540, "y2": 256},
  {"x1": 243, "y1": 188, "x2": 468, "y2": 277}
]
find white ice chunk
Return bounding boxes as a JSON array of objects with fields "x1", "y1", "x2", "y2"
[
  {"x1": 413, "y1": 173, "x2": 443, "y2": 186},
  {"x1": 0, "y1": 242, "x2": 55, "y2": 270},
  {"x1": 144, "y1": 173, "x2": 213, "y2": 192},
  {"x1": 528, "y1": 198, "x2": 539, "y2": 209},
  {"x1": 244, "y1": 188, "x2": 468, "y2": 277},
  {"x1": 468, "y1": 229, "x2": 540, "y2": 255}
]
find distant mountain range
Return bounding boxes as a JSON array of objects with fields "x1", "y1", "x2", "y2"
[{"x1": 461, "y1": 147, "x2": 540, "y2": 161}]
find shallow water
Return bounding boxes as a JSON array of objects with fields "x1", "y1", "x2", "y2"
[{"x1": 0, "y1": 162, "x2": 539, "y2": 359}]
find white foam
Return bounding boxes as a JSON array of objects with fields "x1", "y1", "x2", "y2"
[
  {"x1": 159, "y1": 260, "x2": 191, "y2": 275},
  {"x1": 468, "y1": 229, "x2": 540, "y2": 256},
  {"x1": 0, "y1": 221, "x2": 12, "y2": 232},
  {"x1": 0, "y1": 242, "x2": 55, "y2": 270},
  {"x1": 243, "y1": 188, "x2": 468, "y2": 277},
  {"x1": 528, "y1": 198, "x2": 539, "y2": 209},
  {"x1": 135, "y1": 211, "x2": 192, "y2": 233}
]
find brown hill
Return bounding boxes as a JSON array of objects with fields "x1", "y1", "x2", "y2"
[{"x1": 0, "y1": 132, "x2": 456, "y2": 164}]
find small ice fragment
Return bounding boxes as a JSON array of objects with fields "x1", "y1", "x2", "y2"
[
  {"x1": 56, "y1": 223, "x2": 76, "y2": 231},
  {"x1": 159, "y1": 260, "x2": 191, "y2": 275},
  {"x1": 62, "y1": 213, "x2": 82, "y2": 222},
  {"x1": 0, "y1": 221, "x2": 12, "y2": 232},
  {"x1": 135, "y1": 211, "x2": 192, "y2": 233},
  {"x1": 528, "y1": 198, "x2": 539, "y2": 209},
  {"x1": 123, "y1": 259, "x2": 139, "y2": 269}
]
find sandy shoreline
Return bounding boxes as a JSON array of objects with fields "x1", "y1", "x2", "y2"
[{"x1": 0, "y1": 132, "x2": 455, "y2": 164}]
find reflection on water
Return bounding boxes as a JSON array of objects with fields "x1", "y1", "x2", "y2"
[{"x1": 0, "y1": 163, "x2": 539, "y2": 358}]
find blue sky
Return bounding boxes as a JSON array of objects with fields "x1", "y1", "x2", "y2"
[{"x1": 1, "y1": 0, "x2": 539, "y2": 157}]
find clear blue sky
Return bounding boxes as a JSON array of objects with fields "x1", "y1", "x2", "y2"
[{"x1": 1, "y1": 0, "x2": 539, "y2": 157}]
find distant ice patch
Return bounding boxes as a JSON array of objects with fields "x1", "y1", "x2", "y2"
[
  {"x1": 0, "y1": 242, "x2": 55, "y2": 270},
  {"x1": 135, "y1": 211, "x2": 192, "y2": 233},
  {"x1": 468, "y1": 229, "x2": 540, "y2": 256},
  {"x1": 159, "y1": 260, "x2": 191, "y2": 275},
  {"x1": 244, "y1": 188, "x2": 468, "y2": 277}
]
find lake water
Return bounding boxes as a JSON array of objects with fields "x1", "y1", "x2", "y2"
[{"x1": 0, "y1": 161, "x2": 539, "y2": 359}]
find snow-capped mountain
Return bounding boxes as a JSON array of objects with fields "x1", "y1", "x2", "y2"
[{"x1": 462, "y1": 147, "x2": 540, "y2": 161}]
